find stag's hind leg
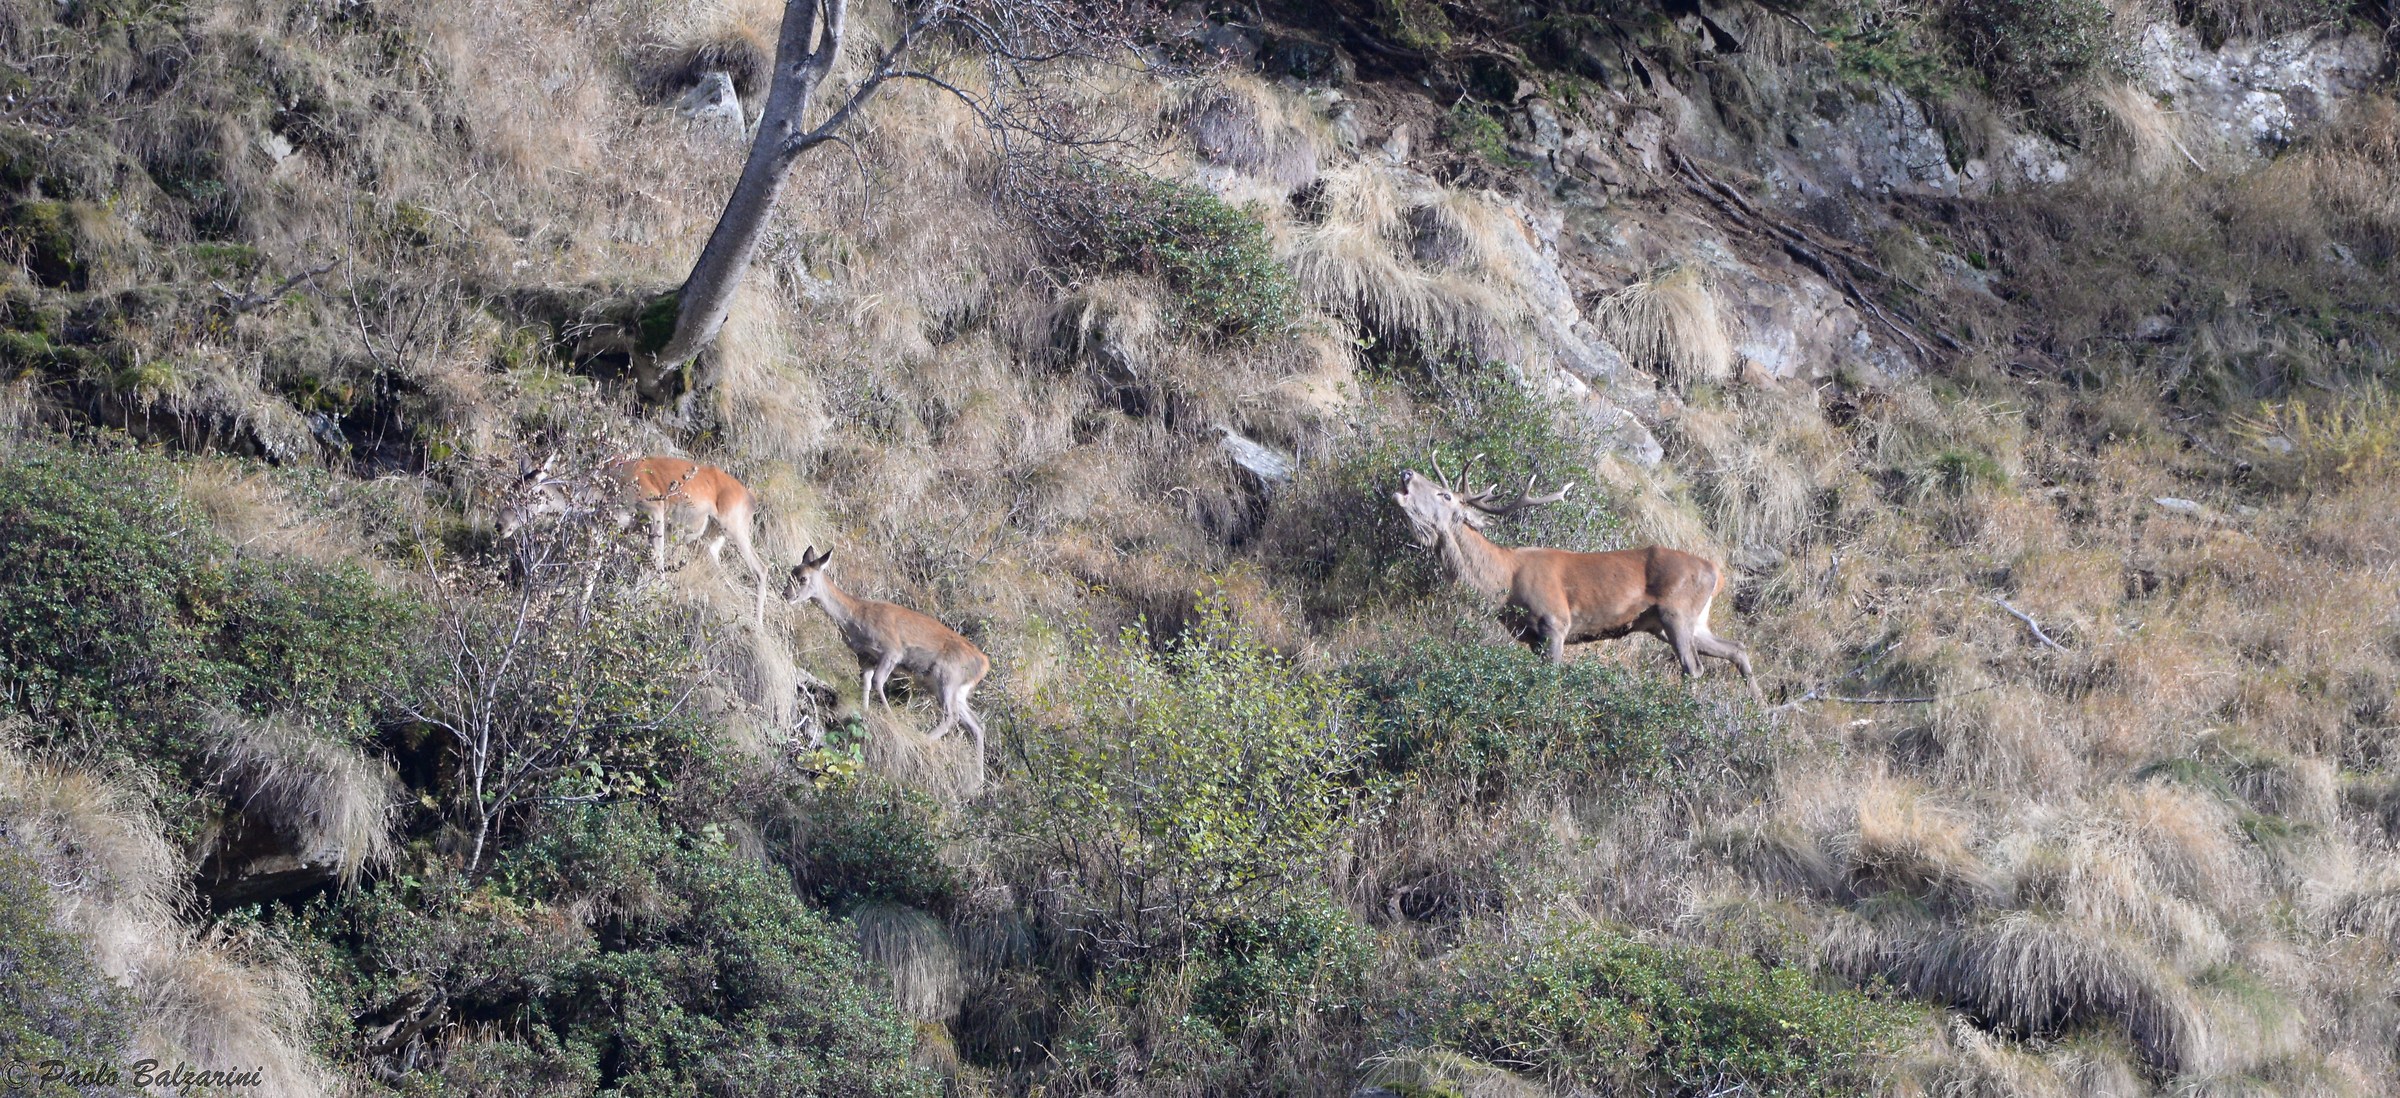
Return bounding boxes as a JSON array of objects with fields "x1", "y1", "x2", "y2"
[
  {"x1": 946, "y1": 683, "x2": 988, "y2": 788},
  {"x1": 1694, "y1": 631, "x2": 1762, "y2": 701}
]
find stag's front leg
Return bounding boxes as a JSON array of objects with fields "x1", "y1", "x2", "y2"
[{"x1": 1659, "y1": 613, "x2": 1704, "y2": 679}]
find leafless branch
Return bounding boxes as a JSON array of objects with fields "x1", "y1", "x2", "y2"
[{"x1": 1989, "y1": 596, "x2": 2070, "y2": 653}]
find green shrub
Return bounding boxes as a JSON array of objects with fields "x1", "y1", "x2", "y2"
[
  {"x1": 1348, "y1": 637, "x2": 1707, "y2": 803},
  {"x1": 396, "y1": 555, "x2": 710, "y2": 872},
  {"x1": 995, "y1": 597, "x2": 1378, "y2": 960},
  {"x1": 776, "y1": 778, "x2": 960, "y2": 917},
  {"x1": 1026, "y1": 159, "x2": 1295, "y2": 337},
  {"x1": 294, "y1": 806, "x2": 932, "y2": 1097},
  {"x1": 0, "y1": 435, "x2": 414, "y2": 807},
  {"x1": 1440, "y1": 104, "x2": 1524, "y2": 169},
  {"x1": 1273, "y1": 362, "x2": 1622, "y2": 619},
  {"x1": 1190, "y1": 890, "x2": 1375, "y2": 1035},
  {"x1": 1433, "y1": 920, "x2": 1914, "y2": 1096},
  {"x1": 527, "y1": 807, "x2": 934, "y2": 1098},
  {"x1": 0, "y1": 845, "x2": 137, "y2": 1098},
  {"x1": 1944, "y1": 0, "x2": 2126, "y2": 105},
  {"x1": 1373, "y1": 0, "x2": 1455, "y2": 53}
]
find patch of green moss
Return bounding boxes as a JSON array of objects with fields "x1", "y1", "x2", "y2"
[
  {"x1": 184, "y1": 241, "x2": 262, "y2": 279},
  {"x1": 1375, "y1": 0, "x2": 1454, "y2": 53},
  {"x1": 635, "y1": 291, "x2": 681, "y2": 356},
  {"x1": 6, "y1": 201, "x2": 90, "y2": 289}
]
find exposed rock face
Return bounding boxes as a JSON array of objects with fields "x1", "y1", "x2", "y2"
[
  {"x1": 676, "y1": 71, "x2": 745, "y2": 138},
  {"x1": 1782, "y1": 84, "x2": 1963, "y2": 198},
  {"x1": 2136, "y1": 23, "x2": 2386, "y2": 155}
]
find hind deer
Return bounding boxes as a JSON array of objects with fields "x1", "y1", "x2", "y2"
[
  {"x1": 500, "y1": 453, "x2": 770, "y2": 623},
  {"x1": 784, "y1": 546, "x2": 992, "y2": 784},
  {"x1": 1391, "y1": 455, "x2": 1761, "y2": 700}
]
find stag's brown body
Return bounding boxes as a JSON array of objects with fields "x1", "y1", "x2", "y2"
[{"x1": 1393, "y1": 465, "x2": 1759, "y2": 698}]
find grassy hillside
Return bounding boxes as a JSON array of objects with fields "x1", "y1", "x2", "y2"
[{"x1": 2, "y1": 0, "x2": 2397, "y2": 1095}]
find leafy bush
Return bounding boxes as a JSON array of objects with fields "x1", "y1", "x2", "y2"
[
  {"x1": 995, "y1": 598, "x2": 1378, "y2": 961},
  {"x1": 1944, "y1": 0, "x2": 2126, "y2": 105},
  {"x1": 525, "y1": 808, "x2": 933, "y2": 1098},
  {"x1": 0, "y1": 435, "x2": 413, "y2": 803},
  {"x1": 1440, "y1": 103, "x2": 1524, "y2": 169},
  {"x1": 1190, "y1": 890, "x2": 1375, "y2": 1035},
  {"x1": 1373, "y1": 0, "x2": 1455, "y2": 53},
  {"x1": 0, "y1": 845, "x2": 136, "y2": 1098},
  {"x1": 775, "y1": 778, "x2": 960, "y2": 916},
  {"x1": 1349, "y1": 637, "x2": 1708, "y2": 803},
  {"x1": 1433, "y1": 920, "x2": 1914, "y2": 1096},
  {"x1": 294, "y1": 806, "x2": 932, "y2": 1097},
  {"x1": 1025, "y1": 159, "x2": 1295, "y2": 337},
  {"x1": 1272, "y1": 361, "x2": 1622, "y2": 619}
]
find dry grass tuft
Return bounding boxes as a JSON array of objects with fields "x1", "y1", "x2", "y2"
[
  {"x1": 207, "y1": 714, "x2": 401, "y2": 886},
  {"x1": 1883, "y1": 912, "x2": 2207, "y2": 1075},
  {"x1": 132, "y1": 929, "x2": 333, "y2": 1098},
  {"x1": 1179, "y1": 78, "x2": 1321, "y2": 193},
  {"x1": 1, "y1": 744, "x2": 334, "y2": 1097},
  {"x1": 1701, "y1": 818, "x2": 1842, "y2": 900},
  {"x1": 860, "y1": 709, "x2": 984, "y2": 805},
  {"x1": 1591, "y1": 265, "x2": 1733, "y2": 388},
  {"x1": 1358, "y1": 1047, "x2": 1553, "y2": 1098},
  {"x1": 2096, "y1": 83, "x2": 2198, "y2": 181},
  {"x1": 1662, "y1": 386, "x2": 1847, "y2": 550},
  {"x1": 851, "y1": 902, "x2": 966, "y2": 1022},
  {"x1": 1285, "y1": 163, "x2": 1512, "y2": 359},
  {"x1": 1840, "y1": 779, "x2": 1999, "y2": 907}
]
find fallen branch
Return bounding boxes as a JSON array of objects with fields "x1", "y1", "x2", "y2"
[
  {"x1": 1989, "y1": 596, "x2": 2069, "y2": 653},
  {"x1": 214, "y1": 261, "x2": 334, "y2": 316},
  {"x1": 1774, "y1": 683, "x2": 1998, "y2": 712},
  {"x1": 1666, "y1": 146, "x2": 1960, "y2": 355}
]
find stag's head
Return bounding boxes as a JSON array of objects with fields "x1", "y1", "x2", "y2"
[
  {"x1": 496, "y1": 453, "x2": 569, "y2": 539},
  {"x1": 784, "y1": 546, "x2": 835, "y2": 603},
  {"x1": 1391, "y1": 453, "x2": 1574, "y2": 548}
]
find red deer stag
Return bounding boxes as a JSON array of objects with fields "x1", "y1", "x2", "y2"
[
  {"x1": 784, "y1": 547, "x2": 993, "y2": 784},
  {"x1": 500, "y1": 453, "x2": 770, "y2": 623},
  {"x1": 1391, "y1": 456, "x2": 1760, "y2": 700}
]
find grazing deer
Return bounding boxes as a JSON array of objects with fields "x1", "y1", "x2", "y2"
[
  {"x1": 1391, "y1": 456, "x2": 1760, "y2": 700},
  {"x1": 783, "y1": 546, "x2": 992, "y2": 783},
  {"x1": 499, "y1": 453, "x2": 770, "y2": 623}
]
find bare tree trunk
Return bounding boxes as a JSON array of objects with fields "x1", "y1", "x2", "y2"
[{"x1": 649, "y1": 0, "x2": 849, "y2": 382}]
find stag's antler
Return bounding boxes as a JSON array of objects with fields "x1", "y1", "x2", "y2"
[{"x1": 1461, "y1": 473, "x2": 1574, "y2": 517}]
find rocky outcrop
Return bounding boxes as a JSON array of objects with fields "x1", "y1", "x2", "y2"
[{"x1": 2136, "y1": 22, "x2": 2387, "y2": 156}]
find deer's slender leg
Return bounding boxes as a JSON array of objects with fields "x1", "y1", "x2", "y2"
[
  {"x1": 960, "y1": 702, "x2": 987, "y2": 788},
  {"x1": 648, "y1": 504, "x2": 669, "y2": 571},
  {"x1": 872, "y1": 654, "x2": 901, "y2": 709},
  {"x1": 1540, "y1": 615, "x2": 1569, "y2": 663},
  {"x1": 1695, "y1": 632, "x2": 1762, "y2": 700},
  {"x1": 724, "y1": 519, "x2": 768, "y2": 624},
  {"x1": 928, "y1": 689, "x2": 958, "y2": 741},
  {"x1": 1661, "y1": 612, "x2": 1705, "y2": 678}
]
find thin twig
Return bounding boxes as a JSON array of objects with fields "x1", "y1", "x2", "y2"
[
  {"x1": 1989, "y1": 596, "x2": 2070, "y2": 653},
  {"x1": 1774, "y1": 683, "x2": 2000, "y2": 711}
]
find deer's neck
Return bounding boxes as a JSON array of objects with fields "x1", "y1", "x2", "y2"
[
  {"x1": 808, "y1": 580, "x2": 869, "y2": 631},
  {"x1": 1438, "y1": 522, "x2": 1519, "y2": 600}
]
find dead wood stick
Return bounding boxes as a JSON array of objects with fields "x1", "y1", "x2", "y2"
[{"x1": 1990, "y1": 596, "x2": 2069, "y2": 653}]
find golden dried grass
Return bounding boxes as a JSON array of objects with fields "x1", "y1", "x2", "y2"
[{"x1": 1591, "y1": 265, "x2": 1734, "y2": 388}]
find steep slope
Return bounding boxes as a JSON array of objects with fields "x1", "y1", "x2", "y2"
[{"x1": 2, "y1": 0, "x2": 2397, "y2": 1095}]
